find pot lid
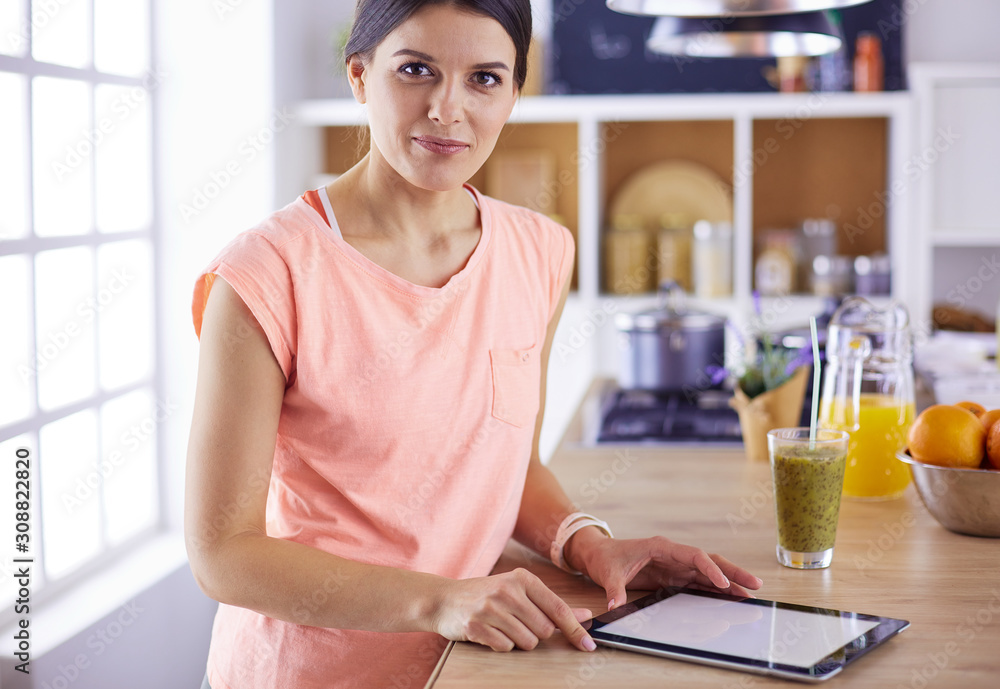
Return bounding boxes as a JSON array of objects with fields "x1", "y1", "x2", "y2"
[{"x1": 615, "y1": 282, "x2": 726, "y2": 332}]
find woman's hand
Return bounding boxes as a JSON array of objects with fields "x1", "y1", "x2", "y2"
[
  {"x1": 569, "y1": 531, "x2": 764, "y2": 611},
  {"x1": 431, "y1": 568, "x2": 596, "y2": 652}
]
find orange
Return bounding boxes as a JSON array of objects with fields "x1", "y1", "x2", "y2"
[
  {"x1": 954, "y1": 400, "x2": 986, "y2": 417},
  {"x1": 907, "y1": 404, "x2": 985, "y2": 468},
  {"x1": 987, "y1": 422, "x2": 1000, "y2": 471},
  {"x1": 979, "y1": 409, "x2": 1000, "y2": 434}
]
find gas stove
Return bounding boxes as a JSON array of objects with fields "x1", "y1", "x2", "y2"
[{"x1": 593, "y1": 385, "x2": 812, "y2": 445}]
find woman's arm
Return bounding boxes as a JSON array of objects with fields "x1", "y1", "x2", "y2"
[
  {"x1": 185, "y1": 278, "x2": 595, "y2": 651},
  {"x1": 512, "y1": 276, "x2": 763, "y2": 612}
]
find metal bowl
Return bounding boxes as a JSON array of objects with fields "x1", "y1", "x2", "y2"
[{"x1": 896, "y1": 451, "x2": 1000, "y2": 538}]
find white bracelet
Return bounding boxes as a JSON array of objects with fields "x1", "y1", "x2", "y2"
[{"x1": 549, "y1": 511, "x2": 613, "y2": 575}]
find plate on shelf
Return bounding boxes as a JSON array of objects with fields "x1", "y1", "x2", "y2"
[{"x1": 608, "y1": 160, "x2": 732, "y2": 228}]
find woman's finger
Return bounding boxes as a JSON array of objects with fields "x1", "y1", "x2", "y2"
[
  {"x1": 523, "y1": 576, "x2": 597, "y2": 652},
  {"x1": 465, "y1": 618, "x2": 517, "y2": 652},
  {"x1": 709, "y1": 553, "x2": 764, "y2": 590},
  {"x1": 644, "y1": 540, "x2": 730, "y2": 589},
  {"x1": 494, "y1": 612, "x2": 543, "y2": 651}
]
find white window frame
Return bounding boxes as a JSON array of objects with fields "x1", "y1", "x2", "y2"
[{"x1": 0, "y1": 0, "x2": 164, "y2": 626}]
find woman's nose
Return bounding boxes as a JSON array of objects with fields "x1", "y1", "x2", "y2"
[{"x1": 428, "y1": 79, "x2": 464, "y2": 125}]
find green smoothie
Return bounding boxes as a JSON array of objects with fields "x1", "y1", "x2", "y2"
[{"x1": 771, "y1": 447, "x2": 847, "y2": 553}]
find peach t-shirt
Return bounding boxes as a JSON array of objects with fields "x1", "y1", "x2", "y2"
[{"x1": 191, "y1": 184, "x2": 574, "y2": 689}]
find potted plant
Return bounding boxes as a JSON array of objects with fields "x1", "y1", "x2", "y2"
[{"x1": 709, "y1": 294, "x2": 813, "y2": 462}]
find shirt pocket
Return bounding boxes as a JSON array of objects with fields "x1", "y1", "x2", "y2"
[{"x1": 489, "y1": 346, "x2": 541, "y2": 428}]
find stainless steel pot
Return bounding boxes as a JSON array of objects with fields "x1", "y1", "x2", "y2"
[{"x1": 615, "y1": 283, "x2": 727, "y2": 392}]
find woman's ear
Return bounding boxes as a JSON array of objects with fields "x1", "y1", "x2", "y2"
[{"x1": 347, "y1": 54, "x2": 367, "y2": 104}]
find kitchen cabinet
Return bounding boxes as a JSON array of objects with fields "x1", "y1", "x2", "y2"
[
  {"x1": 911, "y1": 63, "x2": 1000, "y2": 333},
  {"x1": 295, "y1": 92, "x2": 915, "y2": 372}
]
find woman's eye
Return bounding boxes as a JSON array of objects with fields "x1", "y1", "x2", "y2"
[
  {"x1": 400, "y1": 63, "x2": 432, "y2": 77},
  {"x1": 473, "y1": 71, "x2": 502, "y2": 87}
]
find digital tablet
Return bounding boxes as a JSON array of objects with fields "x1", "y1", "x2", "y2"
[{"x1": 587, "y1": 587, "x2": 909, "y2": 683}]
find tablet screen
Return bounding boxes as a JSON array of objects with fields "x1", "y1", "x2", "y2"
[{"x1": 596, "y1": 592, "x2": 880, "y2": 669}]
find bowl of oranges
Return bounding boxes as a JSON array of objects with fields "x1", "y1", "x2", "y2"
[{"x1": 896, "y1": 400, "x2": 1000, "y2": 537}]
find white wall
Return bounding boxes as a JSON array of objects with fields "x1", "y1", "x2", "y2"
[{"x1": 906, "y1": 0, "x2": 1000, "y2": 64}]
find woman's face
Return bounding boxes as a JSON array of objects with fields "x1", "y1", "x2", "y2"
[{"x1": 349, "y1": 3, "x2": 519, "y2": 193}]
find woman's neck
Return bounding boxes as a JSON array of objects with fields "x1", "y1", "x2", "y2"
[{"x1": 333, "y1": 153, "x2": 479, "y2": 244}]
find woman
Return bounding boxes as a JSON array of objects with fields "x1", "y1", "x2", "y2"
[{"x1": 185, "y1": 1, "x2": 762, "y2": 687}]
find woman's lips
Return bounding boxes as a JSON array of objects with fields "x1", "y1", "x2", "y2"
[{"x1": 414, "y1": 137, "x2": 468, "y2": 155}]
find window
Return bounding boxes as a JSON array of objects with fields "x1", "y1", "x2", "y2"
[{"x1": 0, "y1": 0, "x2": 159, "y2": 620}]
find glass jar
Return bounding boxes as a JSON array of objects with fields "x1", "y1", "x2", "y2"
[
  {"x1": 655, "y1": 212, "x2": 692, "y2": 292},
  {"x1": 692, "y1": 220, "x2": 732, "y2": 298},
  {"x1": 811, "y1": 255, "x2": 853, "y2": 297},
  {"x1": 801, "y1": 218, "x2": 837, "y2": 292},
  {"x1": 854, "y1": 254, "x2": 891, "y2": 296},
  {"x1": 819, "y1": 297, "x2": 915, "y2": 500},
  {"x1": 604, "y1": 214, "x2": 652, "y2": 295}
]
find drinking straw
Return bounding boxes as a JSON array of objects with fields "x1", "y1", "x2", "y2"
[{"x1": 809, "y1": 316, "x2": 821, "y2": 449}]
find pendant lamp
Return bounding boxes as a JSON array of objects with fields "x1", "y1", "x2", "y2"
[
  {"x1": 606, "y1": 0, "x2": 872, "y2": 16},
  {"x1": 646, "y1": 11, "x2": 843, "y2": 57}
]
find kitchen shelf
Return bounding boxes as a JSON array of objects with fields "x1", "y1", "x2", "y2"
[
  {"x1": 295, "y1": 92, "x2": 913, "y2": 127},
  {"x1": 931, "y1": 230, "x2": 1000, "y2": 247}
]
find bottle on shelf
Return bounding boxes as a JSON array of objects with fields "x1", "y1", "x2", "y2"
[
  {"x1": 814, "y1": 10, "x2": 850, "y2": 92},
  {"x1": 853, "y1": 32, "x2": 884, "y2": 92},
  {"x1": 755, "y1": 229, "x2": 801, "y2": 296}
]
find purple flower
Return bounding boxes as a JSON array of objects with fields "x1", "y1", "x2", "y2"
[
  {"x1": 752, "y1": 290, "x2": 762, "y2": 317},
  {"x1": 706, "y1": 364, "x2": 729, "y2": 386}
]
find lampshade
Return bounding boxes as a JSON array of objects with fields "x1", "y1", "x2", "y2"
[
  {"x1": 646, "y1": 11, "x2": 843, "y2": 57},
  {"x1": 607, "y1": 0, "x2": 872, "y2": 17}
]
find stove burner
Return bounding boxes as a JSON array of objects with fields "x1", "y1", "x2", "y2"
[{"x1": 596, "y1": 387, "x2": 812, "y2": 444}]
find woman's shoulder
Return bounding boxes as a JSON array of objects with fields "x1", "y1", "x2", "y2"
[
  {"x1": 248, "y1": 196, "x2": 323, "y2": 249},
  {"x1": 217, "y1": 197, "x2": 323, "y2": 259}
]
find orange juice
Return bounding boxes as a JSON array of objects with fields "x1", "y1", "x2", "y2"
[{"x1": 819, "y1": 393, "x2": 915, "y2": 499}]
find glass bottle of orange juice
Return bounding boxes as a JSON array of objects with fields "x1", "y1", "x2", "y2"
[{"x1": 819, "y1": 297, "x2": 915, "y2": 500}]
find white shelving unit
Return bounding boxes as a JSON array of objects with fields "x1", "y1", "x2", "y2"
[{"x1": 911, "y1": 63, "x2": 1000, "y2": 333}]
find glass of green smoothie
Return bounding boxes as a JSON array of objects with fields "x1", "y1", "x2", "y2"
[{"x1": 767, "y1": 428, "x2": 850, "y2": 569}]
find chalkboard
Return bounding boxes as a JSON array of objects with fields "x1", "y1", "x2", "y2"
[{"x1": 549, "y1": 0, "x2": 905, "y2": 94}]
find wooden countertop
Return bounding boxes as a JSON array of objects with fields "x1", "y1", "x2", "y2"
[{"x1": 428, "y1": 386, "x2": 1000, "y2": 688}]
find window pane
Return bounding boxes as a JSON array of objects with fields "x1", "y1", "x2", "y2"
[
  {"x1": 40, "y1": 409, "x2": 102, "y2": 580},
  {"x1": 35, "y1": 246, "x2": 96, "y2": 410},
  {"x1": 100, "y1": 389, "x2": 158, "y2": 546},
  {"x1": 0, "y1": 256, "x2": 34, "y2": 426},
  {"x1": 97, "y1": 240, "x2": 154, "y2": 389},
  {"x1": 0, "y1": 0, "x2": 28, "y2": 57},
  {"x1": 0, "y1": 435, "x2": 40, "y2": 609},
  {"x1": 33, "y1": 77, "x2": 93, "y2": 237},
  {"x1": 31, "y1": 0, "x2": 90, "y2": 68},
  {"x1": 94, "y1": 0, "x2": 148, "y2": 76},
  {"x1": 95, "y1": 84, "x2": 152, "y2": 233},
  {"x1": 0, "y1": 72, "x2": 29, "y2": 240}
]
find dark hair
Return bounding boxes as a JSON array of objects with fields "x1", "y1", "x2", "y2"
[{"x1": 344, "y1": 0, "x2": 532, "y2": 90}]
